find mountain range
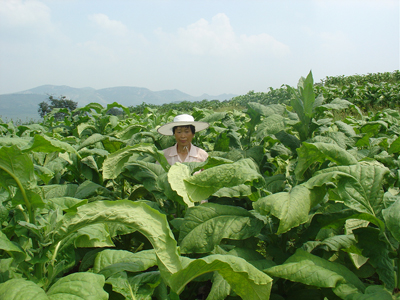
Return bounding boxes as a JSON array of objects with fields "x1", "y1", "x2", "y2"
[{"x1": 0, "y1": 85, "x2": 237, "y2": 122}]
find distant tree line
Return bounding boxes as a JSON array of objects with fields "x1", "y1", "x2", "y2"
[
  {"x1": 38, "y1": 70, "x2": 399, "y2": 119},
  {"x1": 38, "y1": 95, "x2": 78, "y2": 120}
]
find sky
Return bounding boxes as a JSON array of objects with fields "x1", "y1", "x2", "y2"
[{"x1": 0, "y1": 0, "x2": 399, "y2": 97}]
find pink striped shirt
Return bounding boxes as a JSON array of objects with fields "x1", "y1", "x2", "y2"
[{"x1": 162, "y1": 143, "x2": 208, "y2": 165}]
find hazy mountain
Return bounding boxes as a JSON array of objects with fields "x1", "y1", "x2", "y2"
[{"x1": 0, "y1": 85, "x2": 237, "y2": 121}]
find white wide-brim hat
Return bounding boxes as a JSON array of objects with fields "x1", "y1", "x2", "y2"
[{"x1": 157, "y1": 114, "x2": 209, "y2": 136}]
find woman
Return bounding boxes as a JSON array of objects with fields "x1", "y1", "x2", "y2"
[{"x1": 157, "y1": 114, "x2": 209, "y2": 165}]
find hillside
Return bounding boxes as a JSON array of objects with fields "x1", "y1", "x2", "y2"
[{"x1": 0, "y1": 85, "x2": 237, "y2": 121}]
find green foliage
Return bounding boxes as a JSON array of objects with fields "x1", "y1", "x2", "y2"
[
  {"x1": 316, "y1": 70, "x2": 400, "y2": 110},
  {"x1": 1, "y1": 71, "x2": 400, "y2": 299},
  {"x1": 38, "y1": 95, "x2": 78, "y2": 119}
]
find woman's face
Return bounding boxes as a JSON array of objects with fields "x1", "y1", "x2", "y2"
[{"x1": 174, "y1": 126, "x2": 194, "y2": 148}]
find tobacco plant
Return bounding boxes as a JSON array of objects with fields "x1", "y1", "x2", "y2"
[{"x1": 0, "y1": 72, "x2": 399, "y2": 299}]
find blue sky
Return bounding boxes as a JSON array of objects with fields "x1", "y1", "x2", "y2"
[{"x1": 0, "y1": 0, "x2": 398, "y2": 97}]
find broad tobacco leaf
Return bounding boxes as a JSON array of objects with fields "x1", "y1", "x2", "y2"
[
  {"x1": 388, "y1": 135, "x2": 400, "y2": 154},
  {"x1": 0, "y1": 145, "x2": 36, "y2": 189},
  {"x1": 168, "y1": 163, "x2": 194, "y2": 207},
  {"x1": 345, "y1": 285, "x2": 394, "y2": 300},
  {"x1": 352, "y1": 227, "x2": 395, "y2": 291},
  {"x1": 22, "y1": 134, "x2": 80, "y2": 158},
  {"x1": 106, "y1": 271, "x2": 160, "y2": 300},
  {"x1": 0, "y1": 231, "x2": 26, "y2": 263},
  {"x1": 184, "y1": 158, "x2": 265, "y2": 202},
  {"x1": 295, "y1": 142, "x2": 358, "y2": 180},
  {"x1": 256, "y1": 114, "x2": 288, "y2": 138},
  {"x1": 265, "y1": 249, "x2": 365, "y2": 298},
  {"x1": 316, "y1": 98, "x2": 363, "y2": 118},
  {"x1": 0, "y1": 145, "x2": 45, "y2": 211},
  {"x1": 0, "y1": 279, "x2": 48, "y2": 300},
  {"x1": 168, "y1": 254, "x2": 273, "y2": 300},
  {"x1": 207, "y1": 272, "x2": 231, "y2": 300},
  {"x1": 306, "y1": 163, "x2": 389, "y2": 217},
  {"x1": 382, "y1": 197, "x2": 400, "y2": 242},
  {"x1": 46, "y1": 272, "x2": 108, "y2": 300},
  {"x1": 102, "y1": 143, "x2": 169, "y2": 179},
  {"x1": 74, "y1": 223, "x2": 115, "y2": 248},
  {"x1": 301, "y1": 234, "x2": 357, "y2": 253},
  {"x1": 0, "y1": 273, "x2": 108, "y2": 300},
  {"x1": 0, "y1": 137, "x2": 31, "y2": 149},
  {"x1": 53, "y1": 200, "x2": 182, "y2": 275},
  {"x1": 253, "y1": 184, "x2": 326, "y2": 234},
  {"x1": 77, "y1": 133, "x2": 106, "y2": 150},
  {"x1": 179, "y1": 203, "x2": 264, "y2": 253},
  {"x1": 93, "y1": 249, "x2": 157, "y2": 278}
]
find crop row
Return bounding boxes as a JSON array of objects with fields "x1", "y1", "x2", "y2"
[{"x1": 0, "y1": 71, "x2": 399, "y2": 299}]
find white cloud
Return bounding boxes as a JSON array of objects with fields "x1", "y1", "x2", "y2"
[
  {"x1": 0, "y1": 0, "x2": 51, "y2": 28},
  {"x1": 156, "y1": 13, "x2": 290, "y2": 58},
  {"x1": 88, "y1": 13, "x2": 128, "y2": 36},
  {"x1": 240, "y1": 33, "x2": 290, "y2": 57}
]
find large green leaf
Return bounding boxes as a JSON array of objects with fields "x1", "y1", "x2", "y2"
[
  {"x1": 52, "y1": 200, "x2": 182, "y2": 275},
  {"x1": 184, "y1": 158, "x2": 265, "y2": 202},
  {"x1": 0, "y1": 145, "x2": 42, "y2": 220},
  {"x1": 335, "y1": 120, "x2": 357, "y2": 137},
  {"x1": 102, "y1": 144, "x2": 169, "y2": 179},
  {"x1": 352, "y1": 227, "x2": 395, "y2": 290},
  {"x1": 47, "y1": 272, "x2": 108, "y2": 300},
  {"x1": 306, "y1": 163, "x2": 389, "y2": 216},
  {"x1": 0, "y1": 145, "x2": 36, "y2": 189},
  {"x1": 93, "y1": 249, "x2": 157, "y2": 278},
  {"x1": 169, "y1": 254, "x2": 273, "y2": 300},
  {"x1": 0, "y1": 137, "x2": 31, "y2": 149},
  {"x1": 0, "y1": 231, "x2": 26, "y2": 262},
  {"x1": 22, "y1": 134, "x2": 79, "y2": 157},
  {"x1": 388, "y1": 135, "x2": 400, "y2": 154},
  {"x1": 74, "y1": 223, "x2": 115, "y2": 248},
  {"x1": 179, "y1": 203, "x2": 264, "y2": 253},
  {"x1": 212, "y1": 184, "x2": 254, "y2": 199},
  {"x1": 317, "y1": 98, "x2": 363, "y2": 117},
  {"x1": 256, "y1": 114, "x2": 288, "y2": 138},
  {"x1": 114, "y1": 124, "x2": 146, "y2": 140},
  {"x1": 168, "y1": 163, "x2": 194, "y2": 207},
  {"x1": 302, "y1": 234, "x2": 357, "y2": 253},
  {"x1": 73, "y1": 180, "x2": 112, "y2": 199},
  {"x1": 206, "y1": 272, "x2": 231, "y2": 300},
  {"x1": 295, "y1": 142, "x2": 358, "y2": 180},
  {"x1": 265, "y1": 249, "x2": 365, "y2": 298},
  {"x1": 345, "y1": 285, "x2": 394, "y2": 300},
  {"x1": 105, "y1": 102, "x2": 131, "y2": 117},
  {"x1": 253, "y1": 184, "x2": 326, "y2": 234},
  {"x1": 382, "y1": 198, "x2": 400, "y2": 242},
  {"x1": 106, "y1": 271, "x2": 160, "y2": 300},
  {"x1": 0, "y1": 279, "x2": 48, "y2": 300},
  {"x1": 77, "y1": 133, "x2": 106, "y2": 150},
  {"x1": 247, "y1": 102, "x2": 286, "y2": 118},
  {"x1": 123, "y1": 161, "x2": 174, "y2": 202}
]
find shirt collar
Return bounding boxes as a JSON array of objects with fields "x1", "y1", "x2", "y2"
[{"x1": 169, "y1": 143, "x2": 198, "y2": 158}]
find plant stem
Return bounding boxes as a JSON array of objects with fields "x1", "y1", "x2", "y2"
[
  {"x1": 1, "y1": 166, "x2": 35, "y2": 224},
  {"x1": 51, "y1": 241, "x2": 62, "y2": 266}
]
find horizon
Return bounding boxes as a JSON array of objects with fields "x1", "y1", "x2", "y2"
[{"x1": 0, "y1": 0, "x2": 399, "y2": 96}]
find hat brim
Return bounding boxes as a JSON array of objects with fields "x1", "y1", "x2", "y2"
[{"x1": 157, "y1": 121, "x2": 209, "y2": 136}]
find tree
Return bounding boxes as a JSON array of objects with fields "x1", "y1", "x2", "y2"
[{"x1": 38, "y1": 95, "x2": 78, "y2": 119}]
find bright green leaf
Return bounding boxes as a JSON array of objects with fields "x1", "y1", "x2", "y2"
[
  {"x1": 47, "y1": 272, "x2": 108, "y2": 300},
  {"x1": 0, "y1": 279, "x2": 48, "y2": 300},
  {"x1": 169, "y1": 254, "x2": 273, "y2": 300},
  {"x1": 179, "y1": 203, "x2": 264, "y2": 254}
]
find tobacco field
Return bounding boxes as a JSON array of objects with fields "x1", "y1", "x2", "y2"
[{"x1": 0, "y1": 71, "x2": 399, "y2": 299}]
